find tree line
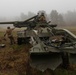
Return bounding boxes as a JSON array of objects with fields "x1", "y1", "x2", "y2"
[{"x1": 0, "y1": 10, "x2": 76, "y2": 27}]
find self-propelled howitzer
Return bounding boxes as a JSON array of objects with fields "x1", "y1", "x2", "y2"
[{"x1": 0, "y1": 13, "x2": 76, "y2": 71}]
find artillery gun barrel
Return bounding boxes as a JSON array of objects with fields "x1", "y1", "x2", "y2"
[
  {"x1": 0, "y1": 15, "x2": 38, "y2": 25},
  {"x1": 23, "y1": 15, "x2": 38, "y2": 23},
  {"x1": 0, "y1": 22, "x2": 15, "y2": 24}
]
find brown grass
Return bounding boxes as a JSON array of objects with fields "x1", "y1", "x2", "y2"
[{"x1": 0, "y1": 27, "x2": 76, "y2": 75}]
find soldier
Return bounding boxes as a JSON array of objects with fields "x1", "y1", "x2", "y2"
[
  {"x1": 38, "y1": 13, "x2": 47, "y2": 23},
  {"x1": 4, "y1": 26, "x2": 16, "y2": 45}
]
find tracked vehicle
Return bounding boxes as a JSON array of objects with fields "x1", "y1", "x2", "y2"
[{"x1": 0, "y1": 13, "x2": 76, "y2": 71}]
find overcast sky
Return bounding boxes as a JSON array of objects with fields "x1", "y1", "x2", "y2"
[{"x1": 0, "y1": 0, "x2": 76, "y2": 17}]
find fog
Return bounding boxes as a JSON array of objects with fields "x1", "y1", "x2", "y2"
[
  {"x1": 0, "y1": 0, "x2": 76, "y2": 17},
  {"x1": 0, "y1": 0, "x2": 76, "y2": 28}
]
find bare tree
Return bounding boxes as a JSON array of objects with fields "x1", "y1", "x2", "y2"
[
  {"x1": 64, "y1": 11, "x2": 76, "y2": 26},
  {"x1": 20, "y1": 12, "x2": 28, "y2": 21},
  {"x1": 50, "y1": 10, "x2": 59, "y2": 24},
  {"x1": 58, "y1": 14, "x2": 65, "y2": 27}
]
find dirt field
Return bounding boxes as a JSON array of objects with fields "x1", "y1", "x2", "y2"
[{"x1": 0, "y1": 27, "x2": 76, "y2": 75}]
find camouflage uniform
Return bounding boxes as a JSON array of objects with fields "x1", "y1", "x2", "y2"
[
  {"x1": 4, "y1": 27, "x2": 16, "y2": 45},
  {"x1": 38, "y1": 13, "x2": 46, "y2": 23}
]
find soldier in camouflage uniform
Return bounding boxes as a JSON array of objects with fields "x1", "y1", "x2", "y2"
[{"x1": 4, "y1": 26, "x2": 16, "y2": 45}]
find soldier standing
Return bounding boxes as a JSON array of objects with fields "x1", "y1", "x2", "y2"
[
  {"x1": 4, "y1": 26, "x2": 16, "y2": 45},
  {"x1": 38, "y1": 13, "x2": 47, "y2": 23}
]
